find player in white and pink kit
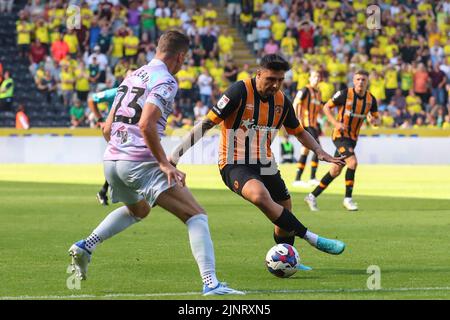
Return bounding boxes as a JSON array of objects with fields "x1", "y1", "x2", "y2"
[{"x1": 68, "y1": 31, "x2": 243, "y2": 296}]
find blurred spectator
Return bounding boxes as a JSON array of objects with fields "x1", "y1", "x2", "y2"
[
  {"x1": 224, "y1": 60, "x2": 238, "y2": 83},
  {"x1": 218, "y1": 29, "x2": 234, "y2": 62},
  {"x1": 197, "y1": 69, "x2": 213, "y2": 107},
  {"x1": 88, "y1": 56, "x2": 101, "y2": 90},
  {"x1": 0, "y1": 0, "x2": 14, "y2": 13},
  {"x1": 16, "y1": 14, "x2": 33, "y2": 59},
  {"x1": 34, "y1": 18, "x2": 50, "y2": 53},
  {"x1": 128, "y1": 0, "x2": 141, "y2": 37},
  {"x1": 298, "y1": 20, "x2": 314, "y2": 51},
  {"x1": 63, "y1": 29, "x2": 80, "y2": 58},
  {"x1": 381, "y1": 110, "x2": 395, "y2": 128},
  {"x1": 0, "y1": 71, "x2": 14, "y2": 111},
  {"x1": 226, "y1": 0, "x2": 242, "y2": 25},
  {"x1": 425, "y1": 96, "x2": 441, "y2": 115},
  {"x1": 124, "y1": 28, "x2": 139, "y2": 64},
  {"x1": 51, "y1": 34, "x2": 69, "y2": 63},
  {"x1": 15, "y1": 104, "x2": 29, "y2": 130},
  {"x1": 256, "y1": 13, "x2": 271, "y2": 51},
  {"x1": 70, "y1": 99, "x2": 86, "y2": 128},
  {"x1": 60, "y1": 62, "x2": 74, "y2": 107},
  {"x1": 75, "y1": 62, "x2": 90, "y2": 105},
  {"x1": 109, "y1": 28, "x2": 125, "y2": 67},
  {"x1": 280, "y1": 134, "x2": 295, "y2": 163},
  {"x1": 98, "y1": 0, "x2": 114, "y2": 22},
  {"x1": 141, "y1": 1, "x2": 157, "y2": 42},
  {"x1": 89, "y1": 19, "x2": 101, "y2": 51},
  {"x1": 406, "y1": 89, "x2": 423, "y2": 115},
  {"x1": 237, "y1": 63, "x2": 251, "y2": 81},
  {"x1": 193, "y1": 100, "x2": 209, "y2": 122},
  {"x1": 413, "y1": 63, "x2": 430, "y2": 104},
  {"x1": 239, "y1": 7, "x2": 253, "y2": 35},
  {"x1": 201, "y1": 27, "x2": 218, "y2": 59},
  {"x1": 176, "y1": 63, "x2": 195, "y2": 110},
  {"x1": 429, "y1": 63, "x2": 447, "y2": 106},
  {"x1": 36, "y1": 70, "x2": 57, "y2": 103},
  {"x1": 391, "y1": 89, "x2": 406, "y2": 111},
  {"x1": 87, "y1": 45, "x2": 108, "y2": 83},
  {"x1": 280, "y1": 30, "x2": 298, "y2": 60},
  {"x1": 29, "y1": 39, "x2": 47, "y2": 75},
  {"x1": 97, "y1": 27, "x2": 112, "y2": 55},
  {"x1": 263, "y1": 37, "x2": 279, "y2": 55},
  {"x1": 385, "y1": 65, "x2": 399, "y2": 103}
]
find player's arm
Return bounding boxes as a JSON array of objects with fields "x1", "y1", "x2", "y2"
[
  {"x1": 89, "y1": 88, "x2": 119, "y2": 123},
  {"x1": 367, "y1": 95, "x2": 381, "y2": 126},
  {"x1": 284, "y1": 100, "x2": 345, "y2": 166},
  {"x1": 169, "y1": 81, "x2": 244, "y2": 165},
  {"x1": 140, "y1": 103, "x2": 185, "y2": 187},
  {"x1": 323, "y1": 90, "x2": 346, "y2": 131},
  {"x1": 102, "y1": 104, "x2": 115, "y2": 142},
  {"x1": 292, "y1": 88, "x2": 308, "y2": 116}
]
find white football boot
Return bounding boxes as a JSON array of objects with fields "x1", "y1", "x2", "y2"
[
  {"x1": 304, "y1": 193, "x2": 319, "y2": 211},
  {"x1": 343, "y1": 198, "x2": 358, "y2": 211},
  {"x1": 68, "y1": 240, "x2": 91, "y2": 280}
]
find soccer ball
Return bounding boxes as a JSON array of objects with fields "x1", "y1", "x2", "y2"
[{"x1": 265, "y1": 243, "x2": 300, "y2": 278}]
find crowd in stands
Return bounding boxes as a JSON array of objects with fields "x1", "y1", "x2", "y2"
[
  {"x1": 234, "y1": 0, "x2": 450, "y2": 129},
  {"x1": 2, "y1": 0, "x2": 450, "y2": 130}
]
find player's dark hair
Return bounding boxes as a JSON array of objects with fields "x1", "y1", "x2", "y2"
[
  {"x1": 157, "y1": 30, "x2": 190, "y2": 57},
  {"x1": 354, "y1": 70, "x2": 369, "y2": 77},
  {"x1": 259, "y1": 54, "x2": 291, "y2": 72}
]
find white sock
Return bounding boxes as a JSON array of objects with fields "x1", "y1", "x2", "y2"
[
  {"x1": 85, "y1": 206, "x2": 141, "y2": 252},
  {"x1": 186, "y1": 214, "x2": 219, "y2": 288},
  {"x1": 303, "y1": 230, "x2": 319, "y2": 247}
]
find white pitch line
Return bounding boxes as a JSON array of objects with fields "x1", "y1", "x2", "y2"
[{"x1": 2, "y1": 287, "x2": 450, "y2": 300}]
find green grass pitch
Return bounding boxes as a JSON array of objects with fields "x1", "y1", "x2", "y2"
[{"x1": 0, "y1": 164, "x2": 449, "y2": 300}]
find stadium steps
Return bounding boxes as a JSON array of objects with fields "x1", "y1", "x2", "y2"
[
  {"x1": 0, "y1": 0, "x2": 71, "y2": 128},
  {"x1": 214, "y1": 8, "x2": 258, "y2": 71}
]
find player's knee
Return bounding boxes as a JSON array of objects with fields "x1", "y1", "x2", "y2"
[
  {"x1": 250, "y1": 192, "x2": 272, "y2": 209},
  {"x1": 127, "y1": 202, "x2": 151, "y2": 219},
  {"x1": 330, "y1": 165, "x2": 343, "y2": 177},
  {"x1": 347, "y1": 158, "x2": 358, "y2": 169}
]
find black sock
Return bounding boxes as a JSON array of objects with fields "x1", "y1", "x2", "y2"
[
  {"x1": 273, "y1": 232, "x2": 295, "y2": 246},
  {"x1": 100, "y1": 180, "x2": 109, "y2": 194},
  {"x1": 273, "y1": 208, "x2": 308, "y2": 238},
  {"x1": 345, "y1": 168, "x2": 355, "y2": 198},
  {"x1": 312, "y1": 172, "x2": 335, "y2": 197},
  {"x1": 295, "y1": 155, "x2": 307, "y2": 180},
  {"x1": 311, "y1": 154, "x2": 319, "y2": 179}
]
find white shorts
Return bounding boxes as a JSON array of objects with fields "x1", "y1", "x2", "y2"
[{"x1": 103, "y1": 160, "x2": 175, "y2": 206}]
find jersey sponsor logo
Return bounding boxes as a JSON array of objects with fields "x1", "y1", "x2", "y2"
[
  {"x1": 241, "y1": 118, "x2": 275, "y2": 132},
  {"x1": 217, "y1": 95, "x2": 230, "y2": 110},
  {"x1": 233, "y1": 180, "x2": 239, "y2": 191}
]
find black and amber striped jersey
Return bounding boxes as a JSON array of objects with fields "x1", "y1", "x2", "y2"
[
  {"x1": 293, "y1": 85, "x2": 322, "y2": 129},
  {"x1": 328, "y1": 88, "x2": 379, "y2": 141},
  {"x1": 206, "y1": 77, "x2": 304, "y2": 169}
]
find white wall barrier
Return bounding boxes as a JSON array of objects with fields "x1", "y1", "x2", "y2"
[{"x1": 0, "y1": 136, "x2": 449, "y2": 164}]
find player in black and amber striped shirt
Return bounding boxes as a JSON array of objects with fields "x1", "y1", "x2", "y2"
[
  {"x1": 292, "y1": 70, "x2": 323, "y2": 187},
  {"x1": 305, "y1": 70, "x2": 380, "y2": 212},
  {"x1": 171, "y1": 54, "x2": 347, "y2": 258}
]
